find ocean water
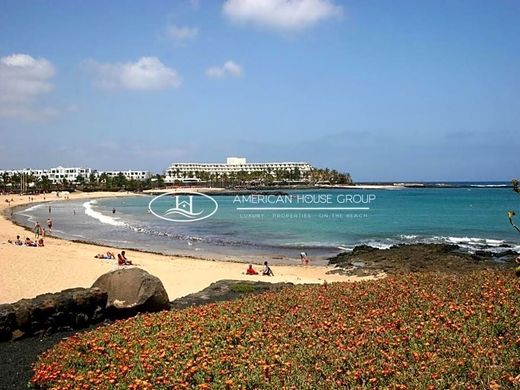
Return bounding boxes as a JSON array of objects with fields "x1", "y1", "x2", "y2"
[{"x1": 13, "y1": 186, "x2": 520, "y2": 264}]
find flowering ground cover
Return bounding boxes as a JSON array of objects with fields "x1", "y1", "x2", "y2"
[{"x1": 32, "y1": 271, "x2": 519, "y2": 389}]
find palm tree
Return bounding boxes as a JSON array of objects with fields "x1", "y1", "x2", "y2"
[
  {"x1": 39, "y1": 176, "x2": 52, "y2": 192},
  {"x1": 2, "y1": 172, "x2": 9, "y2": 191}
]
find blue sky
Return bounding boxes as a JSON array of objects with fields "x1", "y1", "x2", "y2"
[{"x1": 0, "y1": 0, "x2": 519, "y2": 181}]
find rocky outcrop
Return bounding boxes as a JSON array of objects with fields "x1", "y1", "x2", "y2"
[
  {"x1": 92, "y1": 268, "x2": 170, "y2": 317},
  {"x1": 328, "y1": 243, "x2": 516, "y2": 276},
  {"x1": 1, "y1": 277, "x2": 289, "y2": 342},
  {"x1": 171, "y1": 280, "x2": 293, "y2": 310},
  {"x1": 0, "y1": 288, "x2": 107, "y2": 342}
]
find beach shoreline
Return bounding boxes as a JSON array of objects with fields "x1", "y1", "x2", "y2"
[{"x1": 0, "y1": 191, "x2": 380, "y2": 305}]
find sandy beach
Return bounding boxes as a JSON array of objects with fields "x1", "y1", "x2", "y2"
[{"x1": 0, "y1": 191, "x2": 380, "y2": 304}]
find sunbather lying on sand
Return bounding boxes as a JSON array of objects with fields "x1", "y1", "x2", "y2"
[{"x1": 95, "y1": 251, "x2": 115, "y2": 259}]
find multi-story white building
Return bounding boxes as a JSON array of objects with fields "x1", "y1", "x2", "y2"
[
  {"x1": 0, "y1": 166, "x2": 92, "y2": 184},
  {"x1": 0, "y1": 167, "x2": 151, "y2": 184},
  {"x1": 165, "y1": 157, "x2": 313, "y2": 183},
  {"x1": 96, "y1": 170, "x2": 151, "y2": 181},
  {"x1": 47, "y1": 166, "x2": 92, "y2": 184}
]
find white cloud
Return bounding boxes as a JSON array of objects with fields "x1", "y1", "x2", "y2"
[
  {"x1": 0, "y1": 53, "x2": 58, "y2": 120},
  {"x1": 86, "y1": 57, "x2": 181, "y2": 90},
  {"x1": 223, "y1": 0, "x2": 342, "y2": 31},
  {"x1": 206, "y1": 60, "x2": 244, "y2": 79},
  {"x1": 164, "y1": 25, "x2": 199, "y2": 45}
]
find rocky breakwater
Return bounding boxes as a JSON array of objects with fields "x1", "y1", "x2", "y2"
[
  {"x1": 328, "y1": 243, "x2": 517, "y2": 277},
  {"x1": 0, "y1": 288, "x2": 107, "y2": 342}
]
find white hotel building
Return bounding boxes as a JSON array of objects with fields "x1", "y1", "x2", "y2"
[
  {"x1": 0, "y1": 167, "x2": 150, "y2": 184},
  {"x1": 98, "y1": 170, "x2": 151, "y2": 181},
  {"x1": 0, "y1": 166, "x2": 93, "y2": 184},
  {"x1": 164, "y1": 157, "x2": 313, "y2": 183}
]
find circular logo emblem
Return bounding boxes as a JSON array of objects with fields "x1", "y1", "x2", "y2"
[{"x1": 148, "y1": 191, "x2": 219, "y2": 223}]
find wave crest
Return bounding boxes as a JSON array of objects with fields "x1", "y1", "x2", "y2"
[{"x1": 83, "y1": 201, "x2": 126, "y2": 227}]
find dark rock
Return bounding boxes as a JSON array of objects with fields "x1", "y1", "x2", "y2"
[
  {"x1": 328, "y1": 243, "x2": 516, "y2": 277},
  {"x1": 11, "y1": 329, "x2": 25, "y2": 341},
  {"x1": 473, "y1": 250, "x2": 492, "y2": 259},
  {"x1": 353, "y1": 245, "x2": 380, "y2": 254},
  {"x1": 0, "y1": 304, "x2": 16, "y2": 342},
  {"x1": 1, "y1": 287, "x2": 108, "y2": 343},
  {"x1": 496, "y1": 249, "x2": 518, "y2": 258},
  {"x1": 171, "y1": 280, "x2": 292, "y2": 310},
  {"x1": 92, "y1": 307, "x2": 104, "y2": 321},
  {"x1": 92, "y1": 268, "x2": 170, "y2": 315},
  {"x1": 74, "y1": 313, "x2": 90, "y2": 328},
  {"x1": 11, "y1": 300, "x2": 32, "y2": 332}
]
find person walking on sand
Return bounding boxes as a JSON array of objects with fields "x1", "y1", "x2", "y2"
[
  {"x1": 34, "y1": 222, "x2": 41, "y2": 239},
  {"x1": 47, "y1": 218, "x2": 52, "y2": 231},
  {"x1": 300, "y1": 251, "x2": 307, "y2": 264},
  {"x1": 300, "y1": 251, "x2": 310, "y2": 265}
]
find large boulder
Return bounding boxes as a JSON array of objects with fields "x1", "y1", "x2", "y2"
[{"x1": 92, "y1": 268, "x2": 170, "y2": 316}]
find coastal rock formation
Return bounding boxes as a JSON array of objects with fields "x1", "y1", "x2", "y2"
[
  {"x1": 92, "y1": 268, "x2": 170, "y2": 316},
  {"x1": 0, "y1": 305, "x2": 17, "y2": 342},
  {"x1": 0, "y1": 288, "x2": 107, "y2": 342},
  {"x1": 170, "y1": 280, "x2": 293, "y2": 310},
  {"x1": 328, "y1": 243, "x2": 516, "y2": 277}
]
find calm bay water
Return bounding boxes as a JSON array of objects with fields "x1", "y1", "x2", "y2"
[{"x1": 14, "y1": 186, "x2": 520, "y2": 264}]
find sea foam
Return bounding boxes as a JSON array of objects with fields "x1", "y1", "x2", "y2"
[
  {"x1": 83, "y1": 201, "x2": 126, "y2": 227},
  {"x1": 23, "y1": 204, "x2": 43, "y2": 213}
]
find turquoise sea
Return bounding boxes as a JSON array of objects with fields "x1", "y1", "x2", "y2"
[{"x1": 14, "y1": 184, "x2": 520, "y2": 264}]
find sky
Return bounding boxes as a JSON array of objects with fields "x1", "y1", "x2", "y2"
[{"x1": 0, "y1": 0, "x2": 519, "y2": 181}]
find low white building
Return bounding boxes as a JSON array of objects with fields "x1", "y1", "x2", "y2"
[
  {"x1": 96, "y1": 170, "x2": 151, "y2": 181},
  {"x1": 165, "y1": 157, "x2": 313, "y2": 183}
]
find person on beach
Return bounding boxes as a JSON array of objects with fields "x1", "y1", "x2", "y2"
[
  {"x1": 300, "y1": 251, "x2": 309, "y2": 265},
  {"x1": 112, "y1": 208, "x2": 116, "y2": 214},
  {"x1": 47, "y1": 218, "x2": 52, "y2": 231},
  {"x1": 262, "y1": 261, "x2": 274, "y2": 276},
  {"x1": 117, "y1": 251, "x2": 132, "y2": 265},
  {"x1": 8, "y1": 235, "x2": 23, "y2": 245},
  {"x1": 37, "y1": 238, "x2": 44, "y2": 247},
  {"x1": 25, "y1": 237, "x2": 37, "y2": 247},
  {"x1": 34, "y1": 222, "x2": 41, "y2": 239},
  {"x1": 246, "y1": 264, "x2": 258, "y2": 275},
  {"x1": 95, "y1": 251, "x2": 115, "y2": 260}
]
